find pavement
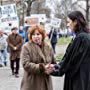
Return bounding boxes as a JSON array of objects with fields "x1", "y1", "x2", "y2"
[{"x1": 0, "y1": 44, "x2": 68, "y2": 90}]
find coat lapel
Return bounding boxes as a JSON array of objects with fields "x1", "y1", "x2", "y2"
[
  {"x1": 36, "y1": 45, "x2": 46, "y2": 63},
  {"x1": 29, "y1": 42, "x2": 46, "y2": 63}
]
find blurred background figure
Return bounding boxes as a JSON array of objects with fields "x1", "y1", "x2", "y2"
[
  {"x1": 0, "y1": 30, "x2": 7, "y2": 67},
  {"x1": 7, "y1": 27, "x2": 23, "y2": 77},
  {"x1": 24, "y1": 21, "x2": 30, "y2": 42},
  {"x1": 48, "y1": 27, "x2": 58, "y2": 54},
  {"x1": 19, "y1": 26, "x2": 25, "y2": 41}
]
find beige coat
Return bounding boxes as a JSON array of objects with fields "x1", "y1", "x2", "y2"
[{"x1": 20, "y1": 41, "x2": 55, "y2": 90}]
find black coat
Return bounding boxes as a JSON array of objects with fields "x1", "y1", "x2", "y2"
[
  {"x1": 52, "y1": 32, "x2": 90, "y2": 90},
  {"x1": 48, "y1": 29, "x2": 57, "y2": 44}
]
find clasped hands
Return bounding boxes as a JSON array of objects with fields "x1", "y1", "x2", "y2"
[
  {"x1": 13, "y1": 47, "x2": 17, "y2": 50},
  {"x1": 45, "y1": 63, "x2": 55, "y2": 74}
]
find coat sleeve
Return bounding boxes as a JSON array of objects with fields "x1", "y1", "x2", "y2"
[
  {"x1": 16, "y1": 36, "x2": 23, "y2": 49},
  {"x1": 48, "y1": 30, "x2": 52, "y2": 39},
  {"x1": 6, "y1": 36, "x2": 15, "y2": 49},
  {"x1": 51, "y1": 35, "x2": 89, "y2": 77},
  {"x1": 50, "y1": 47, "x2": 56, "y2": 64},
  {"x1": 20, "y1": 45, "x2": 44, "y2": 75},
  {"x1": 53, "y1": 30, "x2": 57, "y2": 36}
]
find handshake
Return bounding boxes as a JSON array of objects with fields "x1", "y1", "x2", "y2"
[{"x1": 44, "y1": 63, "x2": 60, "y2": 74}]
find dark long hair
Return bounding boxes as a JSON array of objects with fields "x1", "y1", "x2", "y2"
[{"x1": 68, "y1": 11, "x2": 89, "y2": 33}]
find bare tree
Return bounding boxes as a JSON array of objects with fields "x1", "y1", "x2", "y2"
[
  {"x1": 49, "y1": 0, "x2": 72, "y2": 29},
  {"x1": 30, "y1": 0, "x2": 51, "y2": 18},
  {"x1": 86, "y1": 0, "x2": 90, "y2": 28},
  {"x1": 25, "y1": 0, "x2": 36, "y2": 16},
  {"x1": 0, "y1": 0, "x2": 3, "y2": 5},
  {"x1": 50, "y1": 0, "x2": 90, "y2": 29},
  {"x1": 71, "y1": 0, "x2": 90, "y2": 28}
]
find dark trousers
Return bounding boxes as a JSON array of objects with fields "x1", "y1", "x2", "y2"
[
  {"x1": 51, "y1": 43, "x2": 57, "y2": 54},
  {"x1": 10, "y1": 58, "x2": 20, "y2": 74}
]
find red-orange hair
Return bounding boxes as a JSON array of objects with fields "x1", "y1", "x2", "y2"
[{"x1": 28, "y1": 25, "x2": 46, "y2": 41}]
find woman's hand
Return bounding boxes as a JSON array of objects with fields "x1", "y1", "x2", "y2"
[{"x1": 45, "y1": 63, "x2": 55, "y2": 74}]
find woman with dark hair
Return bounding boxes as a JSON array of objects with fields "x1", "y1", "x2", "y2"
[
  {"x1": 45, "y1": 11, "x2": 90, "y2": 90},
  {"x1": 20, "y1": 25, "x2": 56, "y2": 90},
  {"x1": 67, "y1": 11, "x2": 88, "y2": 33}
]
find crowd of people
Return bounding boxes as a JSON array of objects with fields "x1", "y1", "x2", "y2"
[{"x1": 0, "y1": 11, "x2": 90, "y2": 90}]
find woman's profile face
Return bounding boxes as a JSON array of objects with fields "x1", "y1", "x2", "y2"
[
  {"x1": 32, "y1": 30, "x2": 43, "y2": 45},
  {"x1": 67, "y1": 17, "x2": 77, "y2": 32}
]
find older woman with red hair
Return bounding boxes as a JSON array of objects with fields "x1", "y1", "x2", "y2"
[{"x1": 20, "y1": 25, "x2": 56, "y2": 90}]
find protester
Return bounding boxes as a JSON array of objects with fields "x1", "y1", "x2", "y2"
[
  {"x1": 45, "y1": 11, "x2": 90, "y2": 90},
  {"x1": 20, "y1": 25, "x2": 56, "y2": 90},
  {"x1": 7, "y1": 27, "x2": 23, "y2": 77},
  {"x1": 19, "y1": 26, "x2": 25, "y2": 40},
  {"x1": 0, "y1": 30, "x2": 7, "y2": 67},
  {"x1": 24, "y1": 21, "x2": 30, "y2": 42},
  {"x1": 48, "y1": 27, "x2": 57, "y2": 53}
]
